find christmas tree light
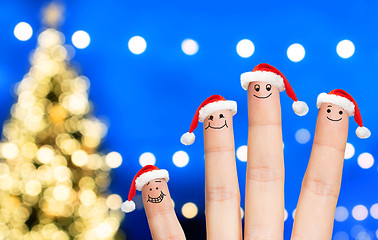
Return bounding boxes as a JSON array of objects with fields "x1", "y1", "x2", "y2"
[{"x1": 0, "y1": 3, "x2": 124, "y2": 239}]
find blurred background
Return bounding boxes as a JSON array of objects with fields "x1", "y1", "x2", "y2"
[{"x1": 0, "y1": 0, "x2": 377, "y2": 239}]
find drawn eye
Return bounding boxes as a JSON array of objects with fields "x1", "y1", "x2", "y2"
[
  {"x1": 149, "y1": 188, "x2": 152, "y2": 191},
  {"x1": 219, "y1": 114, "x2": 224, "y2": 119},
  {"x1": 327, "y1": 109, "x2": 331, "y2": 113},
  {"x1": 254, "y1": 84, "x2": 260, "y2": 92},
  {"x1": 156, "y1": 187, "x2": 158, "y2": 190},
  {"x1": 339, "y1": 110, "x2": 343, "y2": 115},
  {"x1": 266, "y1": 84, "x2": 272, "y2": 91},
  {"x1": 209, "y1": 115, "x2": 214, "y2": 121}
]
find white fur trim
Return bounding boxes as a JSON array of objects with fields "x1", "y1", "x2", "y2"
[
  {"x1": 292, "y1": 101, "x2": 309, "y2": 116},
  {"x1": 181, "y1": 132, "x2": 195, "y2": 145},
  {"x1": 135, "y1": 169, "x2": 169, "y2": 191},
  {"x1": 356, "y1": 126, "x2": 371, "y2": 139},
  {"x1": 198, "y1": 100, "x2": 237, "y2": 122},
  {"x1": 240, "y1": 71, "x2": 285, "y2": 92},
  {"x1": 121, "y1": 200, "x2": 136, "y2": 213},
  {"x1": 317, "y1": 93, "x2": 355, "y2": 116}
]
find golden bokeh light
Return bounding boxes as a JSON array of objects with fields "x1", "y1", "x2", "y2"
[
  {"x1": 0, "y1": 7, "x2": 123, "y2": 238},
  {"x1": 181, "y1": 202, "x2": 198, "y2": 219}
]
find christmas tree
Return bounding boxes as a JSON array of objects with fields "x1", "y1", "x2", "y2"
[{"x1": 0, "y1": 3, "x2": 124, "y2": 239}]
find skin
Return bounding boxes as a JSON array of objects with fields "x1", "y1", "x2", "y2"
[
  {"x1": 203, "y1": 110, "x2": 242, "y2": 240},
  {"x1": 291, "y1": 103, "x2": 348, "y2": 240},
  {"x1": 143, "y1": 90, "x2": 351, "y2": 240},
  {"x1": 142, "y1": 179, "x2": 185, "y2": 240},
  {"x1": 245, "y1": 81, "x2": 285, "y2": 239}
]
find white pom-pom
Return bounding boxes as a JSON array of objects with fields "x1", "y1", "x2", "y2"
[
  {"x1": 356, "y1": 126, "x2": 371, "y2": 139},
  {"x1": 292, "y1": 101, "x2": 309, "y2": 116},
  {"x1": 180, "y1": 132, "x2": 195, "y2": 145},
  {"x1": 121, "y1": 200, "x2": 136, "y2": 213}
]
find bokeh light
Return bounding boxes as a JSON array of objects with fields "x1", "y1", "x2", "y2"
[
  {"x1": 105, "y1": 151, "x2": 123, "y2": 168},
  {"x1": 14, "y1": 22, "x2": 33, "y2": 41},
  {"x1": 181, "y1": 202, "x2": 198, "y2": 219},
  {"x1": 352, "y1": 205, "x2": 368, "y2": 221},
  {"x1": 337, "y1": 40, "x2": 355, "y2": 59},
  {"x1": 295, "y1": 128, "x2": 311, "y2": 144},
  {"x1": 344, "y1": 142, "x2": 355, "y2": 159},
  {"x1": 335, "y1": 206, "x2": 349, "y2": 222},
  {"x1": 284, "y1": 209, "x2": 288, "y2": 221},
  {"x1": 236, "y1": 39, "x2": 255, "y2": 58},
  {"x1": 333, "y1": 231, "x2": 349, "y2": 240},
  {"x1": 357, "y1": 153, "x2": 374, "y2": 169},
  {"x1": 287, "y1": 43, "x2": 305, "y2": 62},
  {"x1": 172, "y1": 150, "x2": 189, "y2": 167},
  {"x1": 236, "y1": 145, "x2": 247, "y2": 162},
  {"x1": 369, "y1": 203, "x2": 378, "y2": 219},
  {"x1": 139, "y1": 152, "x2": 156, "y2": 167},
  {"x1": 71, "y1": 30, "x2": 90, "y2": 49},
  {"x1": 292, "y1": 208, "x2": 296, "y2": 219},
  {"x1": 128, "y1": 36, "x2": 147, "y2": 55},
  {"x1": 181, "y1": 39, "x2": 199, "y2": 55},
  {"x1": 240, "y1": 207, "x2": 244, "y2": 219}
]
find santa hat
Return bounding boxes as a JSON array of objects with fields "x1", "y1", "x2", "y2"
[
  {"x1": 317, "y1": 89, "x2": 371, "y2": 139},
  {"x1": 240, "y1": 63, "x2": 309, "y2": 116},
  {"x1": 180, "y1": 95, "x2": 237, "y2": 145},
  {"x1": 121, "y1": 165, "x2": 169, "y2": 213}
]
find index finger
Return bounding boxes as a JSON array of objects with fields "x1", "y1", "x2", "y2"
[{"x1": 291, "y1": 103, "x2": 348, "y2": 240}]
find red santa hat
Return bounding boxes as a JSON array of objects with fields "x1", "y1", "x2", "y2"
[
  {"x1": 121, "y1": 165, "x2": 169, "y2": 213},
  {"x1": 180, "y1": 95, "x2": 237, "y2": 145},
  {"x1": 317, "y1": 89, "x2": 371, "y2": 139},
  {"x1": 240, "y1": 63, "x2": 309, "y2": 116}
]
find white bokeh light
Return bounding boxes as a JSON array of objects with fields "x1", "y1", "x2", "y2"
[
  {"x1": 370, "y1": 203, "x2": 378, "y2": 219},
  {"x1": 236, "y1": 39, "x2": 255, "y2": 58},
  {"x1": 128, "y1": 36, "x2": 147, "y2": 55},
  {"x1": 352, "y1": 205, "x2": 368, "y2": 221},
  {"x1": 172, "y1": 150, "x2": 189, "y2": 167},
  {"x1": 71, "y1": 30, "x2": 90, "y2": 49},
  {"x1": 139, "y1": 152, "x2": 156, "y2": 167},
  {"x1": 287, "y1": 43, "x2": 305, "y2": 62},
  {"x1": 357, "y1": 153, "x2": 374, "y2": 169},
  {"x1": 292, "y1": 209, "x2": 296, "y2": 219},
  {"x1": 335, "y1": 206, "x2": 349, "y2": 222},
  {"x1": 284, "y1": 209, "x2": 288, "y2": 221},
  {"x1": 181, "y1": 39, "x2": 199, "y2": 55},
  {"x1": 337, "y1": 40, "x2": 355, "y2": 59},
  {"x1": 344, "y1": 142, "x2": 355, "y2": 159},
  {"x1": 14, "y1": 22, "x2": 33, "y2": 41},
  {"x1": 295, "y1": 128, "x2": 311, "y2": 144},
  {"x1": 333, "y1": 231, "x2": 349, "y2": 240},
  {"x1": 236, "y1": 145, "x2": 247, "y2": 162},
  {"x1": 240, "y1": 207, "x2": 244, "y2": 219}
]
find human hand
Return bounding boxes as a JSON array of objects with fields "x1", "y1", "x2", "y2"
[{"x1": 123, "y1": 64, "x2": 370, "y2": 240}]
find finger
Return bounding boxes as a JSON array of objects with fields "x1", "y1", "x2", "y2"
[
  {"x1": 245, "y1": 82, "x2": 284, "y2": 239},
  {"x1": 291, "y1": 103, "x2": 348, "y2": 240},
  {"x1": 204, "y1": 110, "x2": 242, "y2": 240},
  {"x1": 143, "y1": 179, "x2": 186, "y2": 240}
]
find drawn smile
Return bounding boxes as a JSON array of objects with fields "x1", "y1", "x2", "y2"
[
  {"x1": 147, "y1": 191, "x2": 166, "y2": 203},
  {"x1": 327, "y1": 116, "x2": 342, "y2": 122},
  {"x1": 205, "y1": 120, "x2": 228, "y2": 130},
  {"x1": 253, "y1": 93, "x2": 272, "y2": 99}
]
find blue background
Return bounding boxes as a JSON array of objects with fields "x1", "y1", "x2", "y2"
[{"x1": 0, "y1": 0, "x2": 377, "y2": 239}]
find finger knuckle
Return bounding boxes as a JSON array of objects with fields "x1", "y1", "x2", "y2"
[{"x1": 302, "y1": 176, "x2": 339, "y2": 198}]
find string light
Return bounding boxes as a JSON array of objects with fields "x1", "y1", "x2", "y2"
[{"x1": 0, "y1": 4, "x2": 123, "y2": 239}]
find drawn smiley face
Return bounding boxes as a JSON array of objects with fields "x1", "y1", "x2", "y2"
[
  {"x1": 325, "y1": 104, "x2": 347, "y2": 122},
  {"x1": 146, "y1": 180, "x2": 166, "y2": 204},
  {"x1": 252, "y1": 82, "x2": 273, "y2": 99},
  {"x1": 204, "y1": 111, "x2": 230, "y2": 130}
]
